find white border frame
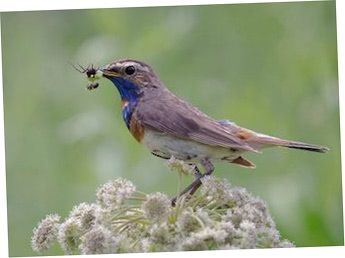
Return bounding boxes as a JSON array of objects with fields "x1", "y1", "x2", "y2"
[{"x1": 0, "y1": 1, "x2": 343, "y2": 258}]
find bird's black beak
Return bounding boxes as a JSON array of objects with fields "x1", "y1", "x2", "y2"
[{"x1": 100, "y1": 64, "x2": 121, "y2": 78}]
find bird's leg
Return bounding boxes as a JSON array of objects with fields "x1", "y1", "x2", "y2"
[
  {"x1": 171, "y1": 166, "x2": 202, "y2": 206},
  {"x1": 171, "y1": 159, "x2": 215, "y2": 206},
  {"x1": 191, "y1": 165, "x2": 203, "y2": 179},
  {"x1": 201, "y1": 158, "x2": 215, "y2": 177},
  {"x1": 189, "y1": 159, "x2": 214, "y2": 195}
]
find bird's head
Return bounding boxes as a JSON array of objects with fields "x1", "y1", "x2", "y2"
[
  {"x1": 100, "y1": 59, "x2": 163, "y2": 96},
  {"x1": 78, "y1": 59, "x2": 165, "y2": 105}
]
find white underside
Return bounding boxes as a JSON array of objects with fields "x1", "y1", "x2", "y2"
[{"x1": 142, "y1": 129, "x2": 243, "y2": 163}]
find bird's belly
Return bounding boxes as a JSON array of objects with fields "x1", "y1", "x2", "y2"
[{"x1": 142, "y1": 129, "x2": 240, "y2": 162}]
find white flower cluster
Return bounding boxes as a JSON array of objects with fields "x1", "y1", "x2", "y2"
[
  {"x1": 96, "y1": 178, "x2": 136, "y2": 208},
  {"x1": 166, "y1": 156, "x2": 196, "y2": 176},
  {"x1": 31, "y1": 177, "x2": 294, "y2": 254}
]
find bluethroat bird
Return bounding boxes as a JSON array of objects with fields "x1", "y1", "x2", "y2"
[{"x1": 78, "y1": 59, "x2": 329, "y2": 204}]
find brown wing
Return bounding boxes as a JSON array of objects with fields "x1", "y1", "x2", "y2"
[{"x1": 136, "y1": 91, "x2": 259, "y2": 153}]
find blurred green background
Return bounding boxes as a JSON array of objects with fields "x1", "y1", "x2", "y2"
[{"x1": 1, "y1": 1, "x2": 342, "y2": 256}]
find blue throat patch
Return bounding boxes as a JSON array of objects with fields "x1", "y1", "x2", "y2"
[{"x1": 107, "y1": 77, "x2": 140, "y2": 127}]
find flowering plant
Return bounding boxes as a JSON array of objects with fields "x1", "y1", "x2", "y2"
[{"x1": 32, "y1": 174, "x2": 293, "y2": 254}]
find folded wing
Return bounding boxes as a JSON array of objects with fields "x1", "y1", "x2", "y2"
[{"x1": 136, "y1": 92, "x2": 259, "y2": 153}]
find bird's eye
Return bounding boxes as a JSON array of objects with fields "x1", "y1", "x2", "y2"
[{"x1": 125, "y1": 65, "x2": 136, "y2": 75}]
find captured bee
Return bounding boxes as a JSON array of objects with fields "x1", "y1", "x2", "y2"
[{"x1": 73, "y1": 64, "x2": 103, "y2": 90}]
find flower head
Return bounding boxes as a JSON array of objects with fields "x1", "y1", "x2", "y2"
[
  {"x1": 57, "y1": 217, "x2": 82, "y2": 254},
  {"x1": 142, "y1": 192, "x2": 171, "y2": 223},
  {"x1": 238, "y1": 220, "x2": 257, "y2": 248},
  {"x1": 181, "y1": 227, "x2": 226, "y2": 251},
  {"x1": 200, "y1": 176, "x2": 232, "y2": 204},
  {"x1": 96, "y1": 178, "x2": 136, "y2": 209},
  {"x1": 177, "y1": 208, "x2": 211, "y2": 235},
  {"x1": 166, "y1": 156, "x2": 195, "y2": 175},
  {"x1": 69, "y1": 202, "x2": 97, "y2": 231},
  {"x1": 31, "y1": 214, "x2": 60, "y2": 253},
  {"x1": 147, "y1": 222, "x2": 176, "y2": 249},
  {"x1": 79, "y1": 225, "x2": 119, "y2": 254}
]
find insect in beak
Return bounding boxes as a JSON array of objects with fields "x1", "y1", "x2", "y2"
[{"x1": 73, "y1": 64, "x2": 103, "y2": 90}]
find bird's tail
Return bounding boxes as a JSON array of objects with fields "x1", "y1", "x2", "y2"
[
  {"x1": 216, "y1": 120, "x2": 329, "y2": 153},
  {"x1": 279, "y1": 140, "x2": 329, "y2": 153},
  {"x1": 248, "y1": 134, "x2": 329, "y2": 153}
]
